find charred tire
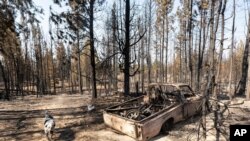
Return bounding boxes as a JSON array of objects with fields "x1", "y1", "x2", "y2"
[
  {"x1": 125, "y1": 109, "x2": 140, "y2": 120},
  {"x1": 161, "y1": 118, "x2": 174, "y2": 134}
]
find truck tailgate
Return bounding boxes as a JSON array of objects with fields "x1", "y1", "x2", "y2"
[{"x1": 103, "y1": 112, "x2": 138, "y2": 138}]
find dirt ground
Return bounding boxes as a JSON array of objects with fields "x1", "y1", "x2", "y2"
[{"x1": 0, "y1": 93, "x2": 250, "y2": 141}]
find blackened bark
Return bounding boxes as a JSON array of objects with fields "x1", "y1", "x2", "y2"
[
  {"x1": 165, "y1": 13, "x2": 168, "y2": 83},
  {"x1": 196, "y1": 7, "x2": 203, "y2": 91},
  {"x1": 112, "y1": 4, "x2": 118, "y2": 91},
  {"x1": 90, "y1": 0, "x2": 97, "y2": 99},
  {"x1": 147, "y1": 0, "x2": 152, "y2": 84},
  {"x1": 188, "y1": 0, "x2": 193, "y2": 87},
  {"x1": 124, "y1": 0, "x2": 130, "y2": 96},
  {"x1": 0, "y1": 61, "x2": 10, "y2": 100},
  {"x1": 161, "y1": 17, "x2": 165, "y2": 83},
  {"x1": 237, "y1": 14, "x2": 250, "y2": 96},
  {"x1": 141, "y1": 38, "x2": 145, "y2": 93}
]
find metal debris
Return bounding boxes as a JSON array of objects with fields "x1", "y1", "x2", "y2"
[{"x1": 107, "y1": 86, "x2": 180, "y2": 121}]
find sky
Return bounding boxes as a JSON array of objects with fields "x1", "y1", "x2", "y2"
[
  {"x1": 32, "y1": 0, "x2": 249, "y2": 58},
  {"x1": 33, "y1": 0, "x2": 65, "y2": 33}
]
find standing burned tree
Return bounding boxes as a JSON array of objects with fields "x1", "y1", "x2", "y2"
[{"x1": 116, "y1": 0, "x2": 146, "y2": 96}]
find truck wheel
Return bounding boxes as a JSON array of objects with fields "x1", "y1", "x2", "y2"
[{"x1": 161, "y1": 119, "x2": 174, "y2": 134}]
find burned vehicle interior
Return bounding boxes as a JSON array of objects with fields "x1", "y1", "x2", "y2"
[{"x1": 106, "y1": 84, "x2": 197, "y2": 121}]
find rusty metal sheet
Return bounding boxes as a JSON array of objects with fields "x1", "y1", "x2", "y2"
[{"x1": 103, "y1": 112, "x2": 138, "y2": 138}]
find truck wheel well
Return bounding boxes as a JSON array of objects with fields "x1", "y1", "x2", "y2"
[
  {"x1": 161, "y1": 118, "x2": 174, "y2": 134},
  {"x1": 167, "y1": 118, "x2": 174, "y2": 123}
]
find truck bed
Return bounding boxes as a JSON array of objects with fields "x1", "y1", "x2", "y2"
[{"x1": 103, "y1": 96, "x2": 181, "y2": 140}]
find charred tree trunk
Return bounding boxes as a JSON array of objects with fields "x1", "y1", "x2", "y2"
[
  {"x1": 161, "y1": 17, "x2": 165, "y2": 83},
  {"x1": 39, "y1": 49, "x2": 44, "y2": 96},
  {"x1": 242, "y1": 14, "x2": 250, "y2": 98},
  {"x1": 179, "y1": 39, "x2": 183, "y2": 82},
  {"x1": 112, "y1": 5, "x2": 118, "y2": 91},
  {"x1": 184, "y1": 20, "x2": 188, "y2": 82},
  {"x1": 77, "y1": 30, "x2": 83, "y2": 94},
  {"x1": 246, "y1": 32, "x2": 250, "y2": 100},
  {"x1": 155, "y1": 33, "x2": 159, "y2": 82},
  {"x1": 147, "y1": 0, "x2": 153, "y2": 84},
  {"x1": 90, "y1": 0, "x2": 97, "y2": 99},
  {"x1": 237, "y1": 14, "x2": 250, "y2": 96},
  {"x1": 196, "y1": 7, "x2": 203, "y2": 91},
  {"x1": 49, "y1": 17, "x2": 56, "y2": 95},
  {"x1": 50, "y1": 40, "x2": 56, "y2": 95},
  {"x1": 141, "y1": 38, "x2": 145, "y2": 93},
  {"x1": 0, "y1": 61, "x2": 10, "y2": 100},
  {"x1": 106, "y1": 34, "x2": 112, "y2": 94},
  {"x1": 124, "y1": 0, "x2": 130, "y2": 96},
  {"x1": 228, "y1": 0, "x2": 235, "y2": 99},
  {"x1": 165, "y1": 14, "x2": 169, "y2": 83},
  {"x1": 216, "y1": 0, "x2": 226, "y2": 93},
  {"x1": 188, "y1": 0, "x2": 193, "y2": 87},
  {"x1": 210, "y1": 0, "x2": 223, "y2": 140}
]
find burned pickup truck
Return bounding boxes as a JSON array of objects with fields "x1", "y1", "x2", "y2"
[{"x1": 103, "y1": 83, "x2": 202, "y2": 141}]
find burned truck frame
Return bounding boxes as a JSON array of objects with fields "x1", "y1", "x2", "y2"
[{"x1": 103, "y1": 83, "x2": 202, "y2": 141}]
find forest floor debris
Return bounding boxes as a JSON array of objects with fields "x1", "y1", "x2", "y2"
[{"x1": 0, "y1": 93, "x2": 249, "y2": 141}]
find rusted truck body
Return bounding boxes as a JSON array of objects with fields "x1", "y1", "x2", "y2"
[{"x1": 103, "y1": 83, "x2": 202, "y2": 141}]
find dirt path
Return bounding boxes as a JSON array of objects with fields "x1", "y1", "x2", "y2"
[
  {"x1": 0, "y1": 94, "x2": 134, "y2": 141},
  {"x1": 0, "y1": 94, "x2": 249, "y2": 141}
]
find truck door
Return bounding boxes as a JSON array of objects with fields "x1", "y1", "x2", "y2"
[
  {"x1": 184, "y1": 96, "x2": 201, "y2": 117},
  {"x1": 180, "y1": 86, "x2": 200, "y2": 117}
]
